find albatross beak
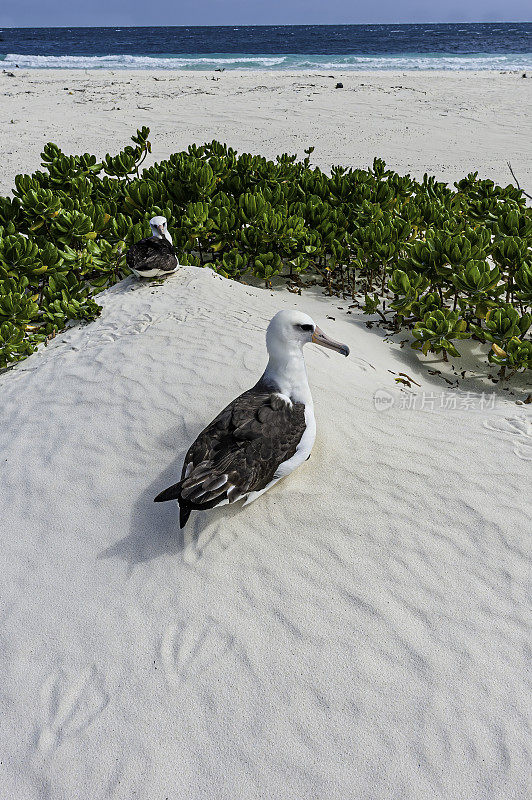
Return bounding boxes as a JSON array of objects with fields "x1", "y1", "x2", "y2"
[{"x1": 312, "y1": 326, "x2": 350, "y2": 357}]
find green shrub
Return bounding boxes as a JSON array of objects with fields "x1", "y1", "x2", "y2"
[
  {"x1": 0, "y1": 128, "x2": 529, "y2": 377},
  {"x1": 412, "y1": 309, "x2": 469, "y2": 359}
]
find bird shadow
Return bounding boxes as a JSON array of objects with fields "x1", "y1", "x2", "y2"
[
  {"x1": 98, "y1": 449, "x2": 186, "y2": 571},
  {"x1": 98, "y1": 425, "x2": 245, "y2": 571}
]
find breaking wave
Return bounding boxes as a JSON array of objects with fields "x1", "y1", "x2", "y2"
[{"x1": 1, "y1": 52, "x2": 532, "y2": 71}]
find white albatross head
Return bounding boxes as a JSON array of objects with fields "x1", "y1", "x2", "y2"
[
  {"x1": 266, "y1": 310, "x2": 350, "y2": 360},
  {"x1": 149, "y1": 215, "x2": 171, "y2": 242}
]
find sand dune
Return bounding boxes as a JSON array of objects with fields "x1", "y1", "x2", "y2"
[{"x1": 1, "y1": 267, "x2": 529, "y2": 799}]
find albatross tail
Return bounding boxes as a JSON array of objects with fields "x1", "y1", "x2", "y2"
[
  {"x1": 154, "y1": 481, "x2": 191, "y2": 529},
  {"x1": 154, "y1": 481, "x2": 182, "y2": 503},
  {"x1": 153, "y1": 481, "x2": 192, "y2": 528}
]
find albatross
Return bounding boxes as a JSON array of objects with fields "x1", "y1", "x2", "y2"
[
  {"x1": 126, "y1": 216, "x2": 179, "y2": 278},
  {"x1": 154, "y1": 309, "x2": 349, "y2": 528}
]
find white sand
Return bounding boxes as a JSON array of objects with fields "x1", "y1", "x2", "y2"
[
  {"x1": 1, "y1": 69, "x2": 531, "y2": 799},
  {"x1": 1, "y1": 266, "x2": 530, "y2": 800},
  {"x1": 1, "y1": 69, "x2": 531, "y2": 194}
]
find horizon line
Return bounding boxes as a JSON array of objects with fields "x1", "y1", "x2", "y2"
[{"x1": 1, "y1": 21, "x2": 531, "y2": 30}]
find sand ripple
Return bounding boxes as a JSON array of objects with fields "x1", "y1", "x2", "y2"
[{"x1": 0, "y1": 268, "x2": 529, "y2": 799}]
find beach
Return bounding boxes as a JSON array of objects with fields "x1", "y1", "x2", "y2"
[
  {"x1": 1, "y1": 69, "x2": 531, "y2": 193},
  {"x1": 1, "y1": 265, "x2": 530, "y2": 800},
  {"x1": 1, "y1": 67, "x2": 531, "y2": 800}
]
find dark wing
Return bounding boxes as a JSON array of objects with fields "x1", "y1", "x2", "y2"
[
  {"x1": 126, "y1": 237, "x2": 177, "y2": 273},
  {"x1": 154, "y1": 388, "x2": 307, "y2": 527}
]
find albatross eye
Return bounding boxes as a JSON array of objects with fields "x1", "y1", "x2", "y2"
[{"x1": 298, "y1": 324, "x2": 314, "y2": 332}]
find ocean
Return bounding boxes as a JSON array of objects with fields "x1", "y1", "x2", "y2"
[{"x1": 0, "y1": 23, "x2": 531, "y2": 71}]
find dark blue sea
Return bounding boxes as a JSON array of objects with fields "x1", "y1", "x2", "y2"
[{"x1": 0, "y1": 23, "x2": 531, "y2": 70}]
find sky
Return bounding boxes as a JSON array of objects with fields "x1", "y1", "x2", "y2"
[{"x1": 0, "y1": 0, "x2": 530, "y2": 27}]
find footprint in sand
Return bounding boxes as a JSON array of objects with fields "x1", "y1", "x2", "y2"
[
  {"x1": 484, "y1": 415, "x2": 532, "y2": 461},
  {"x1": 37, "y1": 665, "x2": 109, "y2": 754},
  {"x1": 161, "y1": 618, "x2": 232, "y2": 686}
]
